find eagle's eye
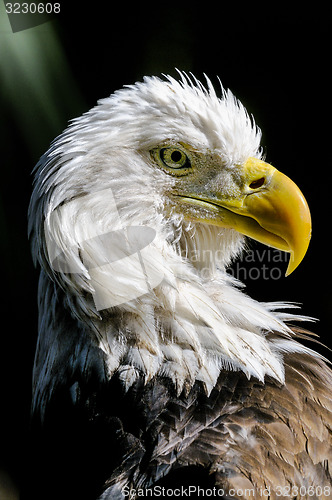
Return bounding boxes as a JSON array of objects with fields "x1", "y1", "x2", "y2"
[{"x1": 151, "y1": 146, "x2": 191, "y2": 174}]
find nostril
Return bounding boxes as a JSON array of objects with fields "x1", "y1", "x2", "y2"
[{"x1": 249, "y1": 177, "x2": 265, "y2": 189}]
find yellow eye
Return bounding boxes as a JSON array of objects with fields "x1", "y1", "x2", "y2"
[
  {"x1": 152, "y1": 147, "x2": 191, "y2": 172},
  {"x1": 160, "y1": 148, "x2": 189, "y2": 169}
]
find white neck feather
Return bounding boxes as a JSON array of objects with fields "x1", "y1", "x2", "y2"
[{"x1": 84, "y1": 220, "x2": 313, "y2": 396}]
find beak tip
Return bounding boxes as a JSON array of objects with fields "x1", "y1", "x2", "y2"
[
  {"x1": 284, "y1": 251, "x2": 298, "y2": 277},
  {"x1": 285, "y1": 242, "x2": 310, "y2": 277}
]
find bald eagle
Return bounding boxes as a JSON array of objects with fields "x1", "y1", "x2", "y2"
[{"x1": 28, "y1": 74, "x2": 332, "y2": 500}]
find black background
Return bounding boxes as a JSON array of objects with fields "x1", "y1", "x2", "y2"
[{"x1": 1, "y1": 3, "x2": 331, "y2": 495}]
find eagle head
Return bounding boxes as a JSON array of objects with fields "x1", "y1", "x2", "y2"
[{"x1": 29, "y1": 74, "x2": 314, "y2": 399}]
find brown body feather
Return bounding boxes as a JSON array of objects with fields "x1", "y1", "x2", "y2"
[{"x1": 100, "y1": 350, "x2": 332, "y2": 499}]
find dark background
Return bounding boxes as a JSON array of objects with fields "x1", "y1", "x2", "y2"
[{"x1": 1, "y1": 3, "x2": 331, "y2": 497}]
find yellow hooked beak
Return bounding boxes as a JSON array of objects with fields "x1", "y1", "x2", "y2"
[
  {"x1": 181, "y1": 157, "x2": 312, "y2": 276},
  {"x1": 218, "y1": 158, "x2": 311, "y2": 275}
]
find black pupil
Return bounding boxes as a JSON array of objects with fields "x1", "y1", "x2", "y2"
[{"x1": 171, "y1": 151, "x2": 182, "y2": 163}]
